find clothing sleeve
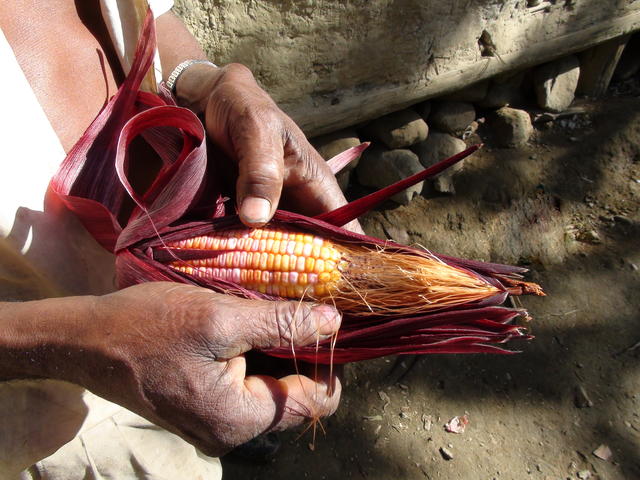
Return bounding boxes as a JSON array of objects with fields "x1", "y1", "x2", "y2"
[
  {"x1": 147, "y1": 0, "x2": 174, "y2": 17},
  {"x1": 100, "y1": 0, "x2": 175, "y2": 82}
]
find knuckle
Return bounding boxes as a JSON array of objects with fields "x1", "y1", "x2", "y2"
[
  {"x1": 241, "y1": 161, "x2": 283, "y2": 188},
  {"x1": 240, "y1": 103, "x2": 282, "y2": 131},
  {"x1": 222, "y1": 62, "x2": 255, "y2": 80},
  {"x1": 272, "y1": 301, "x2": 314, "y2": 346},
  {"x1": 285, "y1": 144, "x2": 331, "y2": 187}
]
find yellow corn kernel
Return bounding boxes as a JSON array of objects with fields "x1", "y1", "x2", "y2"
[
  {"x1": 314, "y1": 284, "x2": 327, "y2": 296},
  {"x1": 259, "y1": 252, "x2": 269, "y2": 270},
  {"x1": 281, "y1": 254, "x2": 290, "y2": 271},
  {"x1": 305, "y1": 256, "x2": 315, "y2": 273},
  {"x1": 320, "y1": 247, "x2": 331, "y2": 260},
  {"x1": 314, "y1": 259, "x2": 325, "y2": 274},
  {"x1": 319, "y1": 272, "x2": 331, "y2": 284},
  {"x1": 167, "y1": 227, "x2": 344, "y2": 300}
]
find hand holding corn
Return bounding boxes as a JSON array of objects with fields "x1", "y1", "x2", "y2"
[
  {"x1": 0, "y1": 282, "x2": 341, "y2": 456},
  {"x1": 166, "y1": 53, "x2": 361, "y2": 232}
]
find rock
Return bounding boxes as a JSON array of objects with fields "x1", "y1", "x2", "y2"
[
  {"x1": 367, "y1": 110, "x2": 428, "y2": 149},
  {"x1": 613, "y1": 215, "x2": 632, "y2": 225},
  {"x1": 477, "y1": 71, "x2": 525, "y2": 109},
  {"x1": 439, "y1": 446, "x2": 454, "y2": 460},
  {"x1": 488, "y1": 107, "x2": 533, "y2": 148},
  {"x1": 533, "y1": 56, "x2": 580, "y2": 112},
  {"x1": 574, "y1": 385, "x2": 594, "y2": 408},
  {"x1": 384, "y1": 225, "x2": 411, "y2": 245},
  {"x1": 312, "y1": 129, "x2": 362, "y2": 172},
  {"x1": 592, "y1": 444, "x2": 613, "y2": 461},
  {"x1": 577, "y1": 229, "x2": 602, "y2": 245},
  {"x1": 355, "y1": 147, "x2": 424, "y2": 204},
  {"x1": 429, "y1": 101, "x2": 476, "y2": 135},
  {"x1": 577, "y1": 470, "x2": 592, "y2": 480},
  {"x1": 311, "y1": 129, "x2": 362, "y2": 192},
  {"x1": 413, "y1": 132, "x2": 467, "y2": 167},
  {"x1": 422, "y1": 414, "x2": 433, "y2": 431},
  {"x1": 412, "y1": 132, "x2": 466, "y2": 194},
  {"x1": 442, "y1": 80, "x2": 489, "y2": 103},
  {"x1": 335, "y1": 170, "x2": 351, "y2": 191},
  {"x1": 462, "y1": 120, "x2": 480, "y2": 140}
]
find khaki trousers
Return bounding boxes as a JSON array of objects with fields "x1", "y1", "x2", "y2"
[{"x1": 0, "y1": 380, "x2": 222, "y2": 480}]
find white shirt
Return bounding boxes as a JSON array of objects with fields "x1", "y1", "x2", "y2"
[
  {"x1": 0, "y1": 0, "x2": 173, "y2": 298},
  {"x1": 0, "y1": 3, "x2": 223, "y2": 478}
]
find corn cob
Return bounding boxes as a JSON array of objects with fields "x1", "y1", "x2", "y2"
[{"x1": 165, "y1": 227, "x2": 502, "y2": 316}]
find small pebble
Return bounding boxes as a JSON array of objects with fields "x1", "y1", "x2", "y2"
[
  {"x1": 614, "y1": 215, "x2": 632, "y2": 225},
  {"x1": 593, "y1": 444, "x2": 612, "y2": 461},
  {"x1": 439, "y1": 447, "x2": 454, "y2": 460},
  {"x1": 577, "y1": 470, "x2": 591, "y2": 480},
  {"x1": 575, "y1": 385, "x2": 594, "y2": 408},
  {"x1": 577, "y1": 229, "x2": 601, "y2": 245}
]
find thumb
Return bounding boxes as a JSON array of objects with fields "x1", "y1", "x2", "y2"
[
  {"x1": 249, "y1": 300, "x2": 341, "y2": 352},
  {"x1": 234, "y1": 121, "x2": 285, "y2": 227},
  {"x1": 215, "y1": 299, "x2": 341, "y2": 359}
]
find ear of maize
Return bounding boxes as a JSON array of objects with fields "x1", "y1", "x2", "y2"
[{"x1": 161, "y1": 226, "x2": 512, "y2": 318}]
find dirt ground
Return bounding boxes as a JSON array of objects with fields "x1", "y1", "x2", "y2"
[{"x1": 222, "y1": 82, "x2": 640, "y2": 480}]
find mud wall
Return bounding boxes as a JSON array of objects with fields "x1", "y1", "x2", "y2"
[{"x1": 174, "y1": 0, "x2": 640, "y2": 136}]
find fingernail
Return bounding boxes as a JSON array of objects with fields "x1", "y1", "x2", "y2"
[
  {"x1": 313, "y1": 304, "x2": 341, "y2": 336},
  {"x1": 241, "y1": 197, "x2": 272, "y2": 226}
]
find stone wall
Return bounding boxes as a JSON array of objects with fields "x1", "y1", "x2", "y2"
[{"x1": 174, "y1": 0, "x2": 640, "y2": 136}]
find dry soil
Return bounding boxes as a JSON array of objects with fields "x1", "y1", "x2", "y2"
[{"x1": 222, "y1": 84, "x2": 640, "y2": 480}]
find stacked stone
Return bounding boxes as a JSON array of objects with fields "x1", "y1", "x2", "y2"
[
  {"x1": 311, "y1": 103, "x2": 474, "y2": 204},
  {"x1": 310, "y1": 50, "x2": 611, "y2": 205}
]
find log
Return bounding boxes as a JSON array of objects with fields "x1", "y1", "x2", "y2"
[{"x1": 288, "y1": 10, "x2": 640, "y2": 136}]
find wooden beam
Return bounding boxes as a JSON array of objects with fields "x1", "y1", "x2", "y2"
[
  {"x1": 577, "y1": 34, "x2": 630, "y2": 97},
  {"x1": 284, "y1": 10, "x2": 640, "y2": 137}
]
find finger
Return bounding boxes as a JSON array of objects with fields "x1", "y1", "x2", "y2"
[
  {"x1": 280, "y1": 131, "x2": 366, "y2": 235},
  {"x1": 231, "y1": 110, "x2": 286, "y2": 227},
  {"x1": 243, "y1": 369, "x2": 342, "y2": 431},
  {"x1": 284, "y1": 159, "x2": 365, "y2": 234},
  {"x1": 282, "y1": 136, "x2": 348, "y2": 216},
  {"x1": 212, "y1": 297, "x2": 341, "y2": 360}
]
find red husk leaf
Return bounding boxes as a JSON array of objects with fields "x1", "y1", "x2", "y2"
[
  {"x1": 49, "y1": 10, "x2": 541, "y2": 364},
  {"x1": 326, "y1": 142, "x2": 370, "y2": 175},
  {"x1": 315, "y1": 144, "x2": 483, "y2": 227}
]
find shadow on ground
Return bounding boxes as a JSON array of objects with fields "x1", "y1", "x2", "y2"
[{"x1": 222, "y1": 93, "x2": 640, "y2": 480}]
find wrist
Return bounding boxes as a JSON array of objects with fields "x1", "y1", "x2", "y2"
[
  {"x1": 170, "y1": 61, "x2": 221, "y2": 113},
  {"x1": 0, "y1": 296, "x2": 99, "y2": 383}
]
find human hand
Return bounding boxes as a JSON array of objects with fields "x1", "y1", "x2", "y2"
[
  {"x1": 174, "y1": 62, "x2": 363, "y2": 232},
  {"x1": 67, "y1": 282, "x2": 342, "y2": 456}
]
